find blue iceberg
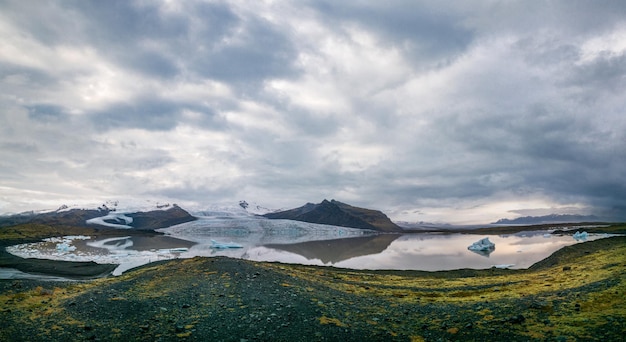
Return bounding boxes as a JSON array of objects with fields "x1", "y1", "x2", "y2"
[
  {"x1": 210, "y1": 239, "x2": 243, "y2": 249},
  {"x1": 573, "y1": 231, "x2": 588, "y2": 241},
  {"x1": 468, "y1": 237, "x2": 495, "y2": 257}
]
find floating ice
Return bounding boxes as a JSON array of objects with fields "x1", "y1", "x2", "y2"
[
  {"x1": 573, "y1": 231, "x2": 588, "y2": 241},
  {"x1": 160, "y1": 248, "x2": 189, "y2": 253},
  {"x1": 55, "y1": 242, "x2": 76, "y2": 253},
  {"x1": 468, "y1": 237, "x2": 496, "y2": 257},
  {"x1": 210, "y1": 239, "x2": 243, "y2": 249},
  {"x1": 468, "y1": 237, "x2": 495, "y2": 251}
]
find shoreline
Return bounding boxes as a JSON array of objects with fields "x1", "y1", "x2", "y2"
[
  {"x1": 1, "y1": 222, "x2": 624, "y2": 280},
  {"x1": 1, "y1": 236, "x2": 624, "y2": 341}
]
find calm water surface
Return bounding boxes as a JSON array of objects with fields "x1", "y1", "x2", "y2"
[{"x1": 5, "y1": 220, "x2": 608, "y2": 276}]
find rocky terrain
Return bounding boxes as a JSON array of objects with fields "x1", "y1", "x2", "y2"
[{"x1": 263, "y1": 200, "x2": 402, "y2": 232}]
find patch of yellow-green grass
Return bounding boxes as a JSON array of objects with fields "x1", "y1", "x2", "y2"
[
  {"x1": 0, "y1": 277, "x2": 113, "y2": 334},
  {"x1": 319, "y1": 315, "x2": 349, "y2": 327},
  {"x1": 519, "y1": 256, "x2": 626, "y2": 339}
]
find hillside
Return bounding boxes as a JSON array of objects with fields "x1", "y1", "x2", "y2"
[
  {"x1": 263, "y1": 199, "x2": 402, "y2": 232},
  {"x1": 0, "y1": 205, "x2": 196, "y2": 231}
]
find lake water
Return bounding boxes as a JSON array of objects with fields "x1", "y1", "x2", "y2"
[{"x1": 3, "y1": 217, "x2": 610, "y2": 276}]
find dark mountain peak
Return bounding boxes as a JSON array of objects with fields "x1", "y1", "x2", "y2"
[
  {"x1": 263, "y1": 200, "x2": 402, "y2": 232},
  {"x1": 122, "y1": 205, "x2": 196, "y2": 230}
]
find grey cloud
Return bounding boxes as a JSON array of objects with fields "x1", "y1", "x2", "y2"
[
  {"x1": 90, "y1": 101, "x2": 182, "y2": 131},
  {"x1": 191, "y1": 18, "x2": 299, "y2": 84},
  {"x1": 566, "y1": 54, "x2": 626, "y2": 92},
  {"x1": 27, "y1": 104, "x2": 68, "y2": 122},
  {"x1": 516, "y1": 38, "x2": 581, "y2": 67},
  {"x1": 0, "y1": 65, "x2": 60, "y2": 89},
  {"x1": 1, "y1": 1, "x2": 626, "y2": 222},
  {"x1": 468, "y1": 1, "x2": 626, "y2": 36},
  {"x1": 0, "y1": 142, "x2": 39, "y2": 157},
  {"x1": 70, "y1": 1, "x2": 225, "y2": 80},
  {"x1": 126, "y1": 50, "x2": 180, "y2": 80},
  {"x1": 309, "y1": 1, "x2": 474, "y2": 67},
  {"x1": 69, "y1": 1, "x2": 299, "y2": 84},
  {"x1": 90, "y1": 99, "x2": 223, "y2": 132}
]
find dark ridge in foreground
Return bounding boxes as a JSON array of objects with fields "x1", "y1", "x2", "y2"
[{"x1": 263, "y1": 199, "x2": 402, "y2": 232}]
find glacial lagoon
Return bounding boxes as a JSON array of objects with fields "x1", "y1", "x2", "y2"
[{"x1": 4, "y1": 216, "x2": 610, "y2": 276}]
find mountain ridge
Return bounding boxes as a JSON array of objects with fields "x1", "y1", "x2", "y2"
[
  {"x1": 263, "y1": 199, "x2": 403, "y2": 232},
  {"x1": 0, "y1": 204, "x2": 196, "y2": 230},
  {"x1": 493, "y1": 214, "x2": 601, "y2": 225}
]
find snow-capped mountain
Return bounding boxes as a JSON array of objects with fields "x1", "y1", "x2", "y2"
[
  {"x1": 0, "y1": 200, "x2": 196, "y2": 230},
  {"x1": 238, "y1": 200, "x2": 281, "y2": 215}
]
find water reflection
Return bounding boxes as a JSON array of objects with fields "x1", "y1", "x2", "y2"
[
  {"x1": 265, "y1": 234, "x2": 400, "y2": 263},
  {"x1": 5, "y1": 224, "x2": 612, "y2": 275},
  {"x1": 245, "y1": 232, "x2": 610, "y2": 271}
]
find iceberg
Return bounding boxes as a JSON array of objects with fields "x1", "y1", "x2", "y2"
[
  {"x1": 573, "y1": 231, "x2": 588, "y2": 241},
  {"x1": 210, "y1": 239, "x2": 243, "y2": 249},
  {"x1": 55, "y1": 242, "x2": 76, "y2": 253},
  {"x1": 468, "y1": 237, "x2": 495, "y2": 257}
]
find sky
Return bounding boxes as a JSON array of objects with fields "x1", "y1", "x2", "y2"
[{"x1": 1, "y1": 0, "x2": 626, "y2": 224}]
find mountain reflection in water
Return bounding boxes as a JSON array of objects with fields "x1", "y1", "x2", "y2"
[
  {"x1": 5, "y1": 220, "x2": 612, "y2": 275},
  {"x1": 265, "y1": 234, "x2": 400, "y2": 263}
]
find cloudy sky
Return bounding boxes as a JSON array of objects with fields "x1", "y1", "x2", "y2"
[{"x1": 1, "y1": 1, "x2": 625, "y2": 223}]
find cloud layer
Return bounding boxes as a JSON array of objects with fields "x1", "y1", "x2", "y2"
[{"x1": 1, "y1": 0, "x2": 625, "y2": 223}]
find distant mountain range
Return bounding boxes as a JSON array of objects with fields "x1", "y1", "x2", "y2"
[
  {"x1": 0, "y1": 199, "x2": 404, "y2": 233},
  {"x1": 493, "y1": 214, "x2": 601, "y2": 225},
  {"x1": 263, "y1": 199, "x2": 403, "y2": 232}
]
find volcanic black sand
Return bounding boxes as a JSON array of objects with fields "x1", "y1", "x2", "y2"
[{"x1": 1, "y1": 223, "x2": 625, "y2": 341}]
